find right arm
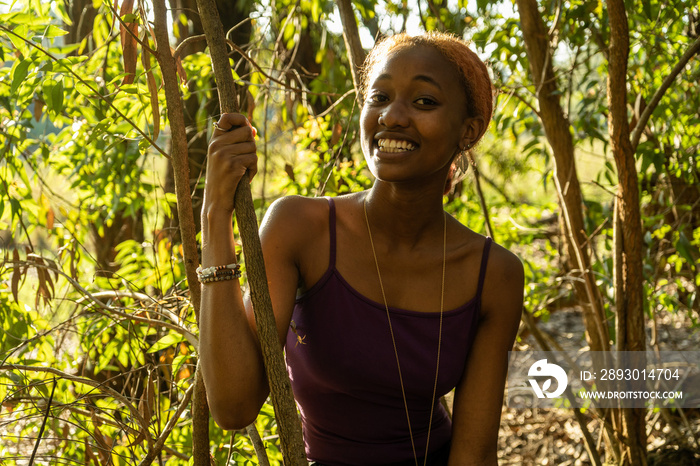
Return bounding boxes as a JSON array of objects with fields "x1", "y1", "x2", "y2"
[{"x1": 199, "y1": 114, "x2": 301, "y2": 429}]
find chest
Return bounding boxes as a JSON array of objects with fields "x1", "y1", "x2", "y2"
[{"x1": 287, "y1": 274, "x2": 480, "y2": 399}]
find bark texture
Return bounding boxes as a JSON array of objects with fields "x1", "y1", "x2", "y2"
[
  {"x1": 194, "y1": 0, "x2": 307, "y2": 462},
  {"x1": 606, "y1": 0, "x2": 647, "y2": 463},
  {"x1": 163, "y1": 0, "x2": 252, "y2": 240},
  {"x1": 336, "y1": 0, "x2": 367, "y2": 102},
  {"x1": 152, "y1": 0, "x2": 210, "y2": 464},
  {"x1": 515, "y1": 0, "x2": 610, "y2": 354}
]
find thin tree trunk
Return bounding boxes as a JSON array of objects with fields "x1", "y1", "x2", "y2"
[
  {"x1": 605, "y1": 0, "x2": 647, "y2": 463},
  {"x1": 515, "y1": 0, "x2": 609, "y2": 354},
  {"x1": 194, "y1": 0, "x2": 307, "y2": 463},
  {"x1": 152, "y1": 0, "x2": 211, "y2": 464},
  {"x1": 515, "y1": 2, "x2": 625, "y2": 460},
  {"x1": 65, "y1": 0, "x2": 97, "y2": 54},
  {"x1": 163, "y1": 0, "x2": 253, "y2": 240},
  {"x1": 336, "y1": 0, "x2": 366, "y2": 102}
]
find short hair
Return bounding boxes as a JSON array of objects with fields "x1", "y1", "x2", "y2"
[{"x1": 360, "y1": 31, "x2": 493, "y2": 143}]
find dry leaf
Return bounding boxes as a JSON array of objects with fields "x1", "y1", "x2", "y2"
[
  {"x1": 11, "y1": 248, "x2": 21, "y2": 303},
  {"x1": 126, "y1": 426, "x2": 147, "y2": 447},
  {"x1": 70, "y1": 240, "x2": 80, "y2": 280},
  {"x1": 33, "y1": 98, "x2": 44, "y2": 121},
  {"x1": 284, "y1": 163, "x2": 295, "y2": 182},
  {"x1": 177, "y1": 366, "x2": 191, "y2": 380},
  {"x1": 84, "y1": 437, "x2": 98, "y2": 465},
  {"x1": 137, "y1": 380, "x2": 152, "y2": 421},
  {"x1": 119, "y1": 0, "x2": 138, "y2": 85},
  {"x1": 46, "y1": 206, "x2": 54, "y2": 230},
  {"x1": 330, "y1": 122, "x2": 343, "y2": 147},
  {"x1": 35, "y1": 260, "x2": 52, "y2": 308},
  {"x1": 93, "y1": 424, "x2": 111, "y2": 463}
]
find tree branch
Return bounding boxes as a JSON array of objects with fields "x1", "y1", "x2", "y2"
[
  {"x1": 335, "y1": 0, "x2": 367, "y2": 102},
  {"x1": 192, "y1": 0, "x2": 307, "y2": 463},
  {"x1": 137, "y1": 383, "x2": 194, "y2": 466},
  {"x1": 0, "y1": 24, "x2": 169, "y2": 159},
  {"x1": 152, "y1": 0, "x2": 210, "y2": 463},
  {"x1": 630, "y1": 35, "x2": 700, "y2": 152},
  {"x1": 246, "y1": 424, "x2": 271, "y2": 466},
  {"x1": 28, "y1": 377, "x2": 56, "y2": 466},
  {"x1": 104, "y1": 0, "x2": 157, "y2": 56},
  {"x1": 520, "y1": 311, "x2": 603, "y2": 466},
  {"x1": 0, "y1": 364, "x2": 151, "y2": 443},
  {"x1": 3, "y1": 259, "x2": 198, "y2": 361}
]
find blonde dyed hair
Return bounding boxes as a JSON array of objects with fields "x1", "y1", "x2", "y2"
[{"x1": 360, "y1": 31, "x2": 493, "y2": 143}]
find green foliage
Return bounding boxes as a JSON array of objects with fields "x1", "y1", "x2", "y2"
[
  {"x1": 1, "y1": 0, "x2": 698, "y2": 463},
  {"x1": 283, "y1": 114, "x2": 372, "y2": 196}
]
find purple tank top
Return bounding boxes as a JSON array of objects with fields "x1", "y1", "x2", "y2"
[{"x1": 285, "y1": 197, "x2": 491, "y2": 465}]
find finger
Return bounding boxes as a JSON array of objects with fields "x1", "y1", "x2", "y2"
[
  {"x1": 239, "y1": 153, "x2": 259, "y2": 181},
  {"x1": 212, "y1": 123, "x2": 256, "y2": 145},
  {"x1": 208, "y1": 142, "x2": 258, "y2": 173},
  {"x1": 223, "y1": 152, "x2": 258, "y2": 182},
  {"x1": 214, "y1": 113, "x2": 250, "y2": 133}
]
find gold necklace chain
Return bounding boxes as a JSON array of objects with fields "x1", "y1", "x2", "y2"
[{"x1": 363, "y1": 198, "x2": 446, "y2": 466}]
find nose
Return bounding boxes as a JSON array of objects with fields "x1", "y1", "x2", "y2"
[{"x1": 378, "y1": 100, "x2": 409, "y2": 128}]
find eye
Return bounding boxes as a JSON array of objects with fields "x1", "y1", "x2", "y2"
[
  {"x1": 415, "y1": 97, "x2": 438, "y2": 106},
  {"x1": 367, "y1": 92, "x2": 389, "y2": 104}
]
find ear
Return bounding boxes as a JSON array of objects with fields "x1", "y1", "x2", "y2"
[{"x1": 460, "y1": 116, "x2": 486, "y2": 149}]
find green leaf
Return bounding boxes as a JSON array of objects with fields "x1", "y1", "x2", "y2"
[
  {"x1": 7, "y1": 24, "x2": 29, "y2": 53},
  {"x1": 122, "y1": 13, "x2": 140, "y2": 23},
  {"x1": 117, "y1": 342, "x2": 130, "y2": 368},
  {"x1": 10, "y1": 59, "x2": 30, "y2": 94},
  {"x1": 42, "y1": 78, "x2": 58, "y2": 113},
  {"x1": 675, "y1": 232, "x2": 696, "y2": 271},
  {"x1": 146, "y1": 333, "x2": 183, "y2": 354},
  {"x1": 42, "y1": 24, "x2": 68, "y2": 38},
  {"x1": 311, "y1": 0, "x2": 320, "y2": 23},
  {"x1": 51, "y1": 80, "x2": 64, "y2": 115},
  {"x1": 53, "y1": 1, "x2": 73, "y2": 25}
]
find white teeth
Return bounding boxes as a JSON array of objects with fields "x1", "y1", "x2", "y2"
[{"x1": 376, "y1": 138, "x2": 416, "y2": 153}]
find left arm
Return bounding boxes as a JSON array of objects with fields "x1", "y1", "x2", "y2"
[{"x1": 448, "y1": 245, "x2": 524, "y2": 465}]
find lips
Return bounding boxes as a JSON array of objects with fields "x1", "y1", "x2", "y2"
[{"x1": 376, "y1": 138, "x2": 417, "y2": 153}]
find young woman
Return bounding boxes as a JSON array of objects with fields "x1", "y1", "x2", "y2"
[{"x1": 199, "y1": 32, "x2": 524, "y2": 466}]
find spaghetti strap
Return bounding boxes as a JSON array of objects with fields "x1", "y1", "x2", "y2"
[
  {"x1": 475, "y1": 237, "x2": 492, "y2": 300},
  {"x1": 325, "y1": 197, "x2": 336, "y2": 268}
]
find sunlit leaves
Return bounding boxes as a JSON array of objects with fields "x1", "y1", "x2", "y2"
[{"x1": 0, "y1": 0, "x2": 697, "y2": 464}]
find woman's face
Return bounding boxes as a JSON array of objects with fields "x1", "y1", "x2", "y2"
[{"x1": 360, "y1": 44, "x2": 474, "y2": 185}]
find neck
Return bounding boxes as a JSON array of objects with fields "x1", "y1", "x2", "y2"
[{"x1": 364, "y1": 182, "x2": 446, "y2": 248}]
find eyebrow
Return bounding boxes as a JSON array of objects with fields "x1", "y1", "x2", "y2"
[{"x1": 374, "y1": 73, "x2": 443, "y2": 90}]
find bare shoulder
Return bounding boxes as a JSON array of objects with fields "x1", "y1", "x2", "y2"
[
  {"x1": 484, "y1": 241, "x2": 524, "y2": 288},
  {"x1": 261, "y1": 195, "x2": 329, "y2": 239},
  {"x1": 259, "y1": 195, "x2": 330, "y2": 264},
  {"x1": 481, "y1": 240, "x2": 525, "y2": 323},
  {"x1": 261, "y1": 195, "x2": 328, "y2": 228}
]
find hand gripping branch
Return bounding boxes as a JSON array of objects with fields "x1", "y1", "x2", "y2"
[{"x1": 193, "y1": 0, "x2": 306, "y2": 463}]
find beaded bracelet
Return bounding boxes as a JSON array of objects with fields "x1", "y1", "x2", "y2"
[{"x1": 196, "y1": 263, "x2": 242, "y2": 283}]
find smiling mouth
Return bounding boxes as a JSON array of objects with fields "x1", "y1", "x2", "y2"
[{"x1": 376, "y1": 138, "x2": 417, "y2": 153}]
